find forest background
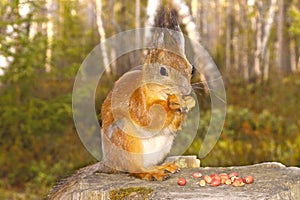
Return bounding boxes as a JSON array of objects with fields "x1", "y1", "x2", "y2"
[{"x1": 0, "y1": 0, "x2": 299, "y2": 199}]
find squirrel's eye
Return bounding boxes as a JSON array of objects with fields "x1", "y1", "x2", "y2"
[{"x1": 160, "y1": 67, "x2": 168, "y2": 76}]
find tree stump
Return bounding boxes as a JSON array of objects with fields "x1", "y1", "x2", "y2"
[{"x1": 48, "y1": 157, "x2": 300, "y2": 200}]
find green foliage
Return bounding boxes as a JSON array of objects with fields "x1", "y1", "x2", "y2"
[
  {"x1": 289, "y1": 5, "x2": 300, "y2": 36},
  {"x1": 0, "y1": 0, "x2": 299, "y2": 199},
  {"x1": 186, "y1": 74, "x2": 300, "y2": 167},
  {"x1": 0, "y1": 1, "x2": 96, "y2": 199}
]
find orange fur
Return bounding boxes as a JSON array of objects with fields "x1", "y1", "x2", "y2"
[{"x1": 101, "y1": 41, "x2": 194, "y2": 180}]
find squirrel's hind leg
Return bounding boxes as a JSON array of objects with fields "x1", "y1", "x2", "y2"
[{"x1": 130, "y1": 163, "x2": 180, "y2": 181}]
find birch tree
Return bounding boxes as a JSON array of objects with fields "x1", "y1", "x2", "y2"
[
  {"x1": 254, "y1": 0, "x2": 277, "y2": 81},
  {"x1": 145, "y1": 0, "x2": 161, "y2": 28},
  {"x1": 191, "y1": 0, "x2": 200, "y2": 29},
  {"x1": 171, "y1": 0, "x2": 207, "y2": 93},
  {"x1": 45, "y1": 0, "x2": 54, "y2": 72},
  {"x1": 95, "y1": 0, "x2": 110, "y2": 74},
  {"x1": 171, "y1": 0, "x2": 202, "y2": 43},
  {"x1": 136, "y1": 0, "x2": 141, "y2": 46},
  {"x1": 144, "y1": 0, "x2": 161, "y2": 43},
  {"x1": 261, "y1": 0, "x2": 276, "y2": 80}
]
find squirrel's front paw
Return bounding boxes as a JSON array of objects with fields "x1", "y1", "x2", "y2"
[
  {"x1": 183, "y1": 95, "x2": 195, "y2": 110},
  {"x1": 168, "y1": 94, "x2": 181, "y2": 110},
  {"x1": 168, "y1": 94, "x2": 195, "y2": 113}
]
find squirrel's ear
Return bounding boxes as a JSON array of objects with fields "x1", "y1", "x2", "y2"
[
  {"x1": 157, "y1": 32, "x2": 164, "y2": 46},
  {"x1": 167, "y1": 9, "x2": 185, "y2": 55},
  {"x1": 168, "y1": 29, "x2": 185, "y2": 55},
  {"x1": 153, "y1": 7, "x2": 185, "y2": 55}
]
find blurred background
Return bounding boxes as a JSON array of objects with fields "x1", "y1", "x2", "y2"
[{"x1": 0, "y1": 0, "x2": 299, "y2": 199}]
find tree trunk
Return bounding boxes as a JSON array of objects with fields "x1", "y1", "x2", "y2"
[
  {"x1": 191, "y1": 0, "x2": 200, "y2": 28},
  {"x1": 225, "y1": 0, "x2": 232, "y2": 72},
  {"x1": 201, "y1": 1, "x2": 208, "y2": 44},
  {"x1": 253, "y1": 0, "x2": 263, "y2": 81},
  {"x1": 145, "y1": 0, "x2": 161, "y2": 28},
  {"x1": 171, "y1": 0, "x2": 202, "y2": 43},
  {"x1": 241, "y1": 1, "x2": 249, "y2": 82},
  {"x1": 214, "y1": 0, "x2": 220, "y2": 42},
  {"x1": 171, "y1": 0, "x2": 207, "y2": 94},
  {"x1": 263, "y1": 50, "x2": 270, "y2": 81},
  {"x1": 277, "y1": 0, "x2": 292, "y2": 75},
  {"x1": 233, "y1": 2, "x2": 240, "y2": 71},
  {"x1": 45, "y1": 0, "x2": 54, "y2": 72},
  {"x1": 95, "y1": 0, "x2": 110, "y2": 74},
  {"x1": 144, "y1": 0, "x2": 161, "y2": 43},
  {"x1": 108, "y1": 0, "x2": 121, "y2": 32},
  {"x1": 135, "y1": 0, "x2": 141, "y2": 46},
  {"x1": 29, "y1": 22, "x2": 38, "y2": 40},
  {"x1": 261, "y1": 0, "x2": 277, "y2": 80},
  {"x1": 261, "y1": 0, "x2": 277, "y2": 57},
  {"x1": 290, "y1": 39, "x2": 297, "y2": 72}
]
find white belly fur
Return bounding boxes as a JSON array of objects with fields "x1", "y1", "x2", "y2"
[{"x1": 141, "y1": 131, "x2": 174, "y2": 168}]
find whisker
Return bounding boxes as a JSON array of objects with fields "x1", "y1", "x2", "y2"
[
  {"x1": 192, "y1": 86, "x2": 214, "y2": 92},
  {"x1": 193, "y1": 90, "x2": 204, "y2": 97},
  {"x1": 191, "y1": 76, "x2": 223, "y2": 85},
  {"x1": 192, "y1": 86, "x2": 226, "y2": 103},
  {"x1": 211, "y1": 92, "x2": 226, "y2": 104}
]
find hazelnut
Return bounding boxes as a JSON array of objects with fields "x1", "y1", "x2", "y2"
[
  {"x1": 210, "y1": 178, "x2": 221, "y2": 187},
  {"x1": 204, "y1": 175, "x2": 212, "y2": 184},
  {"x1": 177, "y1": 177, "x2": 186, "y2": 186},
  {"x1": 244, "y1": 176, "x2": 254, "y2": 184},
  {"x1": 198, "y1": 179, "x2": 206, "y2": 187},
  {"x1": 192, "y1": 172, "x2": 202, "y2": 178}
]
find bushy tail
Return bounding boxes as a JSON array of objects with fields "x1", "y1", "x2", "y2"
[
  {"x1": 155, "y1": 7, "x2": 180, "y2": 31},
  {"x1": 151, "y1": 6, "x2": 185, "y2": 56}
]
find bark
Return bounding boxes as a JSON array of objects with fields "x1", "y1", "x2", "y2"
[
  {"x1": 171, "y1": 0, "x2": 207, "y2": 94},
  {"x1": 225, "y1": 0, "x2": 232, "y2": 72},
  {"x1": 261, "y1": 0, "x2": 277, "y2": 57},
  {"x1": 144, "y1": 0, "x2": 161, "y2": 43},
  {"x1": 253, "y1": 0, "x2": 277, "y2": 81},
  {"x1": 233, "y1": 2, "x2": 240, "y2": 71},
  {"x1": 201, "y1": 1, "x2": 208, "y2": 43},
  {"x1": 191, "y1": 0, "x2": 199, "y2": 28},
  {"x1": 108, "y1": 0, "x2": 121, "y2": 32},
  {"x1": 199, "y1": 1, "x2": 204, "y2": 34},
  {"x1": 145, "y1": 0, "x2": 161, "y2": 28},
  {"x1": 45, "y1": 0, "x2": 54, "y2": 72},
  {"x1": 214, "y1": 0, "x2": 220, "y2": 41},
  {"x1": 290, "y1": 39, "x2": 299, "y2": 72},
  {"x1": 95, "y1": 0, "x2": 110, "y2": 74},
  {"x1": 171, "y1": 0, "x2": 202, "y2": 44},
  {"x1": 262, "y1": 0, "x2": 277, "y2": 80},
  {"x1": 241, "y1": 2, "x2": 249, "y2": 82},
  {"x1": 263, "y1": 50, "x2": 270, "y2": 81},
  {"x1": 253, "y1": 0, "x2": 263, "y2": 80},
  {"x1": 29, "y1": 22, "x2": 38, "y2": 40},
  {"x1": 136, "y1": 0, "x2": 141, "y2": 46},
  {"x1": 277, "y1": 0, "x2": 292, "y2": 75},
  {"x1": 107, "y1": 0, "x2": 117, "y2": 75}
]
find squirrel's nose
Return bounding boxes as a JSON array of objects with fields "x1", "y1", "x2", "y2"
[{"x1": 181, "y1": 107, "x2": 188, "y2": 113}]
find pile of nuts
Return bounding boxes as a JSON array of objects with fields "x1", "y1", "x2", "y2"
[{"x1": 177, "y1": 172, "x2": 254, "y2": 187}]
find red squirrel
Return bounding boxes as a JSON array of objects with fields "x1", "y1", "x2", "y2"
[
  {"x1": 48, "y1": 8, "x2": 197, "y2": 200},
  {"x1": 100, "y1": 9, "x2": 195, "y2": 181}
]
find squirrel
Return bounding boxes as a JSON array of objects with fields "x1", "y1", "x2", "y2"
[
  {"x1": 100, "y1": 8, "x2": 195, "y2": 181},
  {"x1": 48, "y1": 8, "x2": 196, "y2": 199}
]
